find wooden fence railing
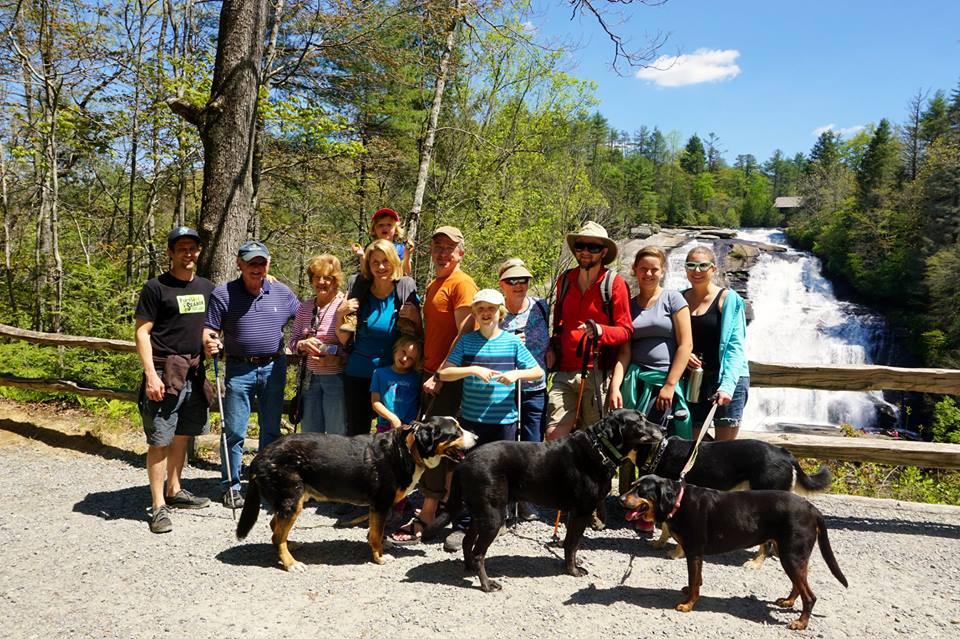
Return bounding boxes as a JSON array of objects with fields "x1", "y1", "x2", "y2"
[{"x1": 1, "y1": 322, "x2": 959, "y2": 468}]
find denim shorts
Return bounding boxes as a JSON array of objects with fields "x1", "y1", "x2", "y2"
[{"x1": 689, "y1": 375, "x2": 749, "y2": 429}]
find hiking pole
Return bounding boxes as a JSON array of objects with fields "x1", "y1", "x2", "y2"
[
  {"x1": 585, "y1": 320, "x2": 604, "y2": 421},
  {"x1": 513, "y1": 377, "x2": 522, "y2": 525},
  {"x1": 213, "y1": 352, "x2": 237, "y2": 519}
]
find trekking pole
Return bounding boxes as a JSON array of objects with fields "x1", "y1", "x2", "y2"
[
  {"x1": 585, "y1": 320, "x2": 604, "y2": 421},
  {"x1": 513, "y1": 378, "x2": 522, "y2": 524},
  {"x1": 213, "y1": 353, "x2": 237, "y2": 519}
]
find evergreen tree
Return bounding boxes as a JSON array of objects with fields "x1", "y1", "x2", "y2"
[
  {"x1": 856, "y1": 119, "x2": 899, "y2": 207},
  {"x1": 680, "y1": 134, "x2": 706, "y2": 174}
]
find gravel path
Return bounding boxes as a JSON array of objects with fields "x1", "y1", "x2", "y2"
[{"x1": 1, "y1": 408, "x2": 959, "y2": 639}]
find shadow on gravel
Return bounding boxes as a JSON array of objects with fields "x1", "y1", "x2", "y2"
[
  {"x1": 826, "y1": 514, "x2": 960, "y2": 539},
  {"x1": 0, "y1": 418, "x2": 143, "y2": 467},
  {"x1": 565, "y1": 583, "x2": 786, "y2": 625},
  {"x1": 404, "y1": 554, "x2": 568, "y2": 589},
  {"x1": 72, "y1": 477, "x2": 223, "y2": 521},
  {"x1": 580, "y1": 535, "x2": 761, "y2": 567},
  {"x1": 218, "y1": 540, "x2": 426, "y2": 570}
]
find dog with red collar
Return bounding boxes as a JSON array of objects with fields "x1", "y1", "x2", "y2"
[{"x1": 620, "y1": 474, "x2": 848, "y2": 631}]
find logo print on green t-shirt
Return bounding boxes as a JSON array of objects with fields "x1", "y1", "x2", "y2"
[{"x1": 177, "y1": 294, "x2": 206, "y2": 314}]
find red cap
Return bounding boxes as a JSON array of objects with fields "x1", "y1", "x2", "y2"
[{"x1": 373, "y1": 208, "x2": 400, "y2": 222}]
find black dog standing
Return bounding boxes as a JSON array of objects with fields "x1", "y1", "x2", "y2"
[
  {"x1": 621, "y1": 474, "x2": 848, "y2": 631},
  {"x1": 433, "y1": 409, "x2": 663, "y2": 592},
  {"x1": 236, "y1": 417, "x2": 476, "y2": 570}
]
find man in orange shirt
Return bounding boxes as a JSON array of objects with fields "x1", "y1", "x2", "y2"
[{"x1": 389, "y1": 225, "x2": 477, "y2": 547}]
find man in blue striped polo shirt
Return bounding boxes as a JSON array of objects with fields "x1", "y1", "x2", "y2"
[{"x1": 203, "y1": 240, "x2": 300, "y2": 507}]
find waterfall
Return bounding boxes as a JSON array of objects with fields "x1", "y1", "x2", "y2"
[{"x1": 665, "y1": 229, "x2": 895, "y2": 432}]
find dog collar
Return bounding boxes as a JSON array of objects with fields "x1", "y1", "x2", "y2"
[
  {"x1": 640, "y1": 438, "x2": 668, "y2": 474},
  {"x1": 665, "y1": 482, "x2": 685, "y2": 521},
  {"x1": 588, "y1": 431, "x2": 623, "y2": 470}
]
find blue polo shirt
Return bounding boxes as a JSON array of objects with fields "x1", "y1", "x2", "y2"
[{"x1": 205, "y1": 278, "x2": 300, "y2": 357}]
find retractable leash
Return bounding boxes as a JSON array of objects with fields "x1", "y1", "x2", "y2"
[{"x1": 213, "y1": 353, "x2": 237, "y2": 519}]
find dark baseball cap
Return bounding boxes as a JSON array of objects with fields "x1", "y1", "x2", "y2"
[
  {"x1": 237, "y1": 240, "x2": 270, "y2": 262},
  {"x1": 167, "y1": 226, "x2": 201, "y2": 248}
]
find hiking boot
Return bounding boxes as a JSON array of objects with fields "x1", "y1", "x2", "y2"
[
  {"x1": 443, "y1": 528, "x2": 466, "y2": 553},
  {"x1": 518, "y1": 502, "x2": 539, "y2": 522},
  {"x1": 165, "y1": 489, "x2": 210, "y2": 509},
  {"x1": 150, "y1": 505, "x2": 173, "y2": 534},
  {"x1": 222, "y1": 488, "x2": 244, "y2": 509}
]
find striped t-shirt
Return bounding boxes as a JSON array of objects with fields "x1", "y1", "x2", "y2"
[
  {"x1": 446, "y1": 330, "x2": 537, "y2": 425},
  {"x1": 205, "y1": 278, "x2": 300, "y2": 357},
  {"x1": 288, "y1": 292, "x2": 345, "y2": 374}
]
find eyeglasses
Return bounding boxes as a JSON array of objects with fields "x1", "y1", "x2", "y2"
[
  {"x1": 503, "y1": 277, "x2": 529, "y2": 286},
  {"x1": 573, "y1": 242, "x2": 604, "y2": 254},
  {"x1": 685, "y1": 261, "x2": 715, "y2": 272}
]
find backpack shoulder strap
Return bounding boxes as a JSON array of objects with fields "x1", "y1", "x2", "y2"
[
  {"x1": 600, "y1": 269, "x2": 616, "y2": 325},
  {"x1": 552, "y1": 268, "x2": 575, "y2": 336}
]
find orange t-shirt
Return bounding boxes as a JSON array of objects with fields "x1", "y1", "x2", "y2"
[{"x1": 423, "y1": 269, "x2": 479, "y2": 373}]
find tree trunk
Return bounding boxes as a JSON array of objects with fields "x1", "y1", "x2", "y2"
[
  {"x1": 0, "y1": 137, "x2": 16, "y2": 314},
  {"x1": 406, "y1": 0, "x2": 463, "y2": 264},
  {"x1": 170, "y1": 0, "x2": 268, "y2": 283}
]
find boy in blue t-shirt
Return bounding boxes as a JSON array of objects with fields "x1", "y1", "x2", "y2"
[
  {"x1": 440, "y1": 289, "x2": 543, "y2": 444},
  {"x1": 371, "y1": 335, "x2": 422, "y2": 432}
]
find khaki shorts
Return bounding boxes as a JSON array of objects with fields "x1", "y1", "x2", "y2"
[
  {"x1": 546, "y1": 370, "x2": 607, "y2": 432},
  {"x1": 418, "y1": 376, "x2": 463, "y2": 499}
]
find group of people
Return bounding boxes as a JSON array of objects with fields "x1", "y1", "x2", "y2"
[{"x1": 134, "y1": 211, "x2": 750, "y2": 541}]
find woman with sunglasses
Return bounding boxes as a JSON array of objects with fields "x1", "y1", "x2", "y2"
[
  {"x1": 497, "y1": 258, "x2": 550, "y2": 521},
  {"x1": 682, "y1": 245, "x2": 750, "y2": 440}
]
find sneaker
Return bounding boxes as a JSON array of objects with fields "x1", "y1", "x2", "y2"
[
  {"x1": 150, "y1": 505, "x2": 173, "y2": 534},
  {"x1": 222, "y1": 489, "x2": 245, "y2": 509},
  {"x1": 443, "y1": 528, "x2": 466, "y2": 553},
  {"x1": 165, "y1": 489, "x2": 211, "y2": 509}
]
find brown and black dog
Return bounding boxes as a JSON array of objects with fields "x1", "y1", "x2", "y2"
[
  {"x1": 620, "y1": 474, "x2": 848, "y2": 630},
  {"x1": 236, "y1": 417, "x2": 477, "y2": 570}
]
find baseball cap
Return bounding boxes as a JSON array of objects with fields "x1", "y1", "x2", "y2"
[
  {"x1": 167, "y1": 226, "x2": 201, "y2": 248},
  {"x1": 431, "y1": 225, "x2": 464, "y2": 245},
  {"x1": 472, "y1": 289, "x2": 505, "y2": 306},
  {"x1": 373, "y1": 207, "x2": 400, "y2": 222},
  {"x1": 237, "y1": 240, "x2": 270, "y2": 262}
]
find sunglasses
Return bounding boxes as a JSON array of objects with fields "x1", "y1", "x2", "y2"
[
  {"x1": 503, "y1": 277, "x2": 529, "y2": 286},
  {"x1": 685, "y1": 261, "x2": 715, "y2": 272},
  {"x1": 573, "y1": 242, "x2": 605, "y2": 254}
]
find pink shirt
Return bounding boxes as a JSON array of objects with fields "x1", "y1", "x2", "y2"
[{"x1": 289, "y1": 292, "x2": 345, "y2": 374}]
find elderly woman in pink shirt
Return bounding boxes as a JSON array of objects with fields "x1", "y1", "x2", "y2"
[{"x1": 289, "y1": 254, "x2": 347, "y2": 434}]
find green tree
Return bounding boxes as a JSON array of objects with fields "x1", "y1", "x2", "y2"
[
  {"x1": 679, "y1": 134, "x2": 705, "y2": 174},
  {"x1": 856, "y1": 119, "x2": 899, "y2": 208}
]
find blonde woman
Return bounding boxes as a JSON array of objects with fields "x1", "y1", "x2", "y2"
[
  {"x1": 336, "y1": 239, "x2": 421, "y2": 436},
  {"x1": 682, "y1": 245, "x2": 750, "y2": 440}
]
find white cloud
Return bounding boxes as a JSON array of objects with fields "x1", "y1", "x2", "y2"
[
  {"x1": 813, "y1": 123, "x2": 865, "y2": 138},
  {"x1": 635, "y1": 48, "x2": 741, "y2": 87}
]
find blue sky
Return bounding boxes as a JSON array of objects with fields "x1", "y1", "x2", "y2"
[{"x1": 531, "y1": 0, "x2": 960, "y2": 163}]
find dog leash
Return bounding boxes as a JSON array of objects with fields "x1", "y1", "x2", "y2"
[{"x1": 678, "y1": 400, "x2": 719, "y2": 480}]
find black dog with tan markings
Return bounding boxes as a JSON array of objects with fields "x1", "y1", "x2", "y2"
[
  {"x1": 632, "y1": 437, "x2": 832, "y2": 564},
  {"x1": 236, "y1": 417, "x2": 476, "y2": 570},
  {"x1": 620, "y1": 474, "x2": 848, "y2": 631},
  {"x1": 434, "y1": 409, "x2": 663, "y2": 592}
]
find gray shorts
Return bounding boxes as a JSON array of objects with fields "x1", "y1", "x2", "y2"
[{"x1": 140, "y1": 378, "x2": 209, "y2": 447}]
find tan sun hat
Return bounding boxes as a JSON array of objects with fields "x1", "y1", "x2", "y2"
[
  {"x1": 498, "y1": 258, "x2": 532, "y2": 281},
  {"x1": 565, "y1": 220, "x2": 618, "y2": 265}
]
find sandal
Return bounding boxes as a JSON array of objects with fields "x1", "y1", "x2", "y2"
[{"x1": 388, "y1": 515, "x2": 425, "y2": 546}]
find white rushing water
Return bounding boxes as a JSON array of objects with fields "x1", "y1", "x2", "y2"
[{"x1": 665, "y1": 229, "x2": 894, "y2": 432}]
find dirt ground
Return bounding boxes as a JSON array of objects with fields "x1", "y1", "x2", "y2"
[{"x1": 1, "y1": 400, "x2": 959, "y2": 639}]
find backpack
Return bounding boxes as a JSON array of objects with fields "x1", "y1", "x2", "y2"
[{"x1": 551, "y1": 267, "x2": 619, "y2": 371}]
